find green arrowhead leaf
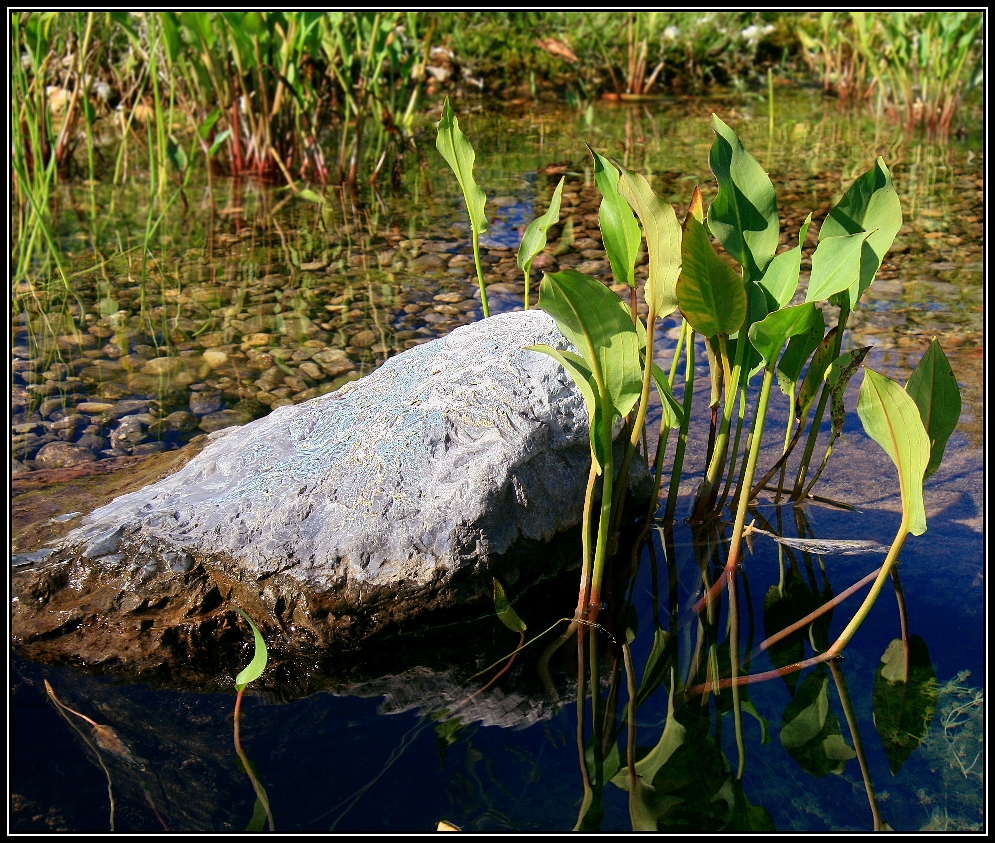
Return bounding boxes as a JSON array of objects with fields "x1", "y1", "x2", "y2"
[
  {"x1": 436, "y1": 97, "x2": 487, "y2": 235},
  {"x1": 759, "y1": 213, "x2": 812, "y2": 310},
  {"x1": 615, "y1": 166, "x2": 682, "y2": 318},
  {"x1": 234, "y1": 608, "x2": 268, "y2": 691},
  {"x1": 819, "y1": 157, "x2": 903, "y2": 308},
  {"x1": 776, "y1": 308, "x2": 826, "y2": 399},
  {"x1": 589, "y1": 147, "x2": 641, "y2": 288},
  {"x1": 748, "y1": 303, "x2": 819, "y2": 368},
  {"x1": 517, "y1": 176, "x2": 565, "y2": 272},
  {"x1": 537, "y1": 270, "x2": 642, "y2": 418},
  {"x1": 676, "y1": 214, "x2": 747, "y2": 338},
  {"x1": 707, "y1": 114, "x2": 779, "y2": 282},
  {"x1": 492, "y1": 579, "x2": 527, "y2": 633},
  {"x1": 805, "y1": 231, "x2": 873, "y2": 304},
  {"x1": 905, "y1": 338, "x2": 962, "y2": 479},
  {"x1": 857, "y1": 368, "x2": 931, "y2": 536}
]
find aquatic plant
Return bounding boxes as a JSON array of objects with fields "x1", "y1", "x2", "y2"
[
  {"x1": 498, "y1": 111, "x2": 963, "y2": 829},
  {"x1": 233, "y1": 608, "x2": 274, "y2": 832},
  {"x1": 436, "y1": 97, "x2": 491, "y2": 317}
]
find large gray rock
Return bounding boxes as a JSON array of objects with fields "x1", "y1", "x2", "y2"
[{"x1": 12, "y1": 310, "x2": 650, "y2": 675}]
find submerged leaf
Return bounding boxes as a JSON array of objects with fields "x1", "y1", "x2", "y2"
[
  {"x1": 873, "y1": 636, "x2": 938, "y2": 775},
  {"x1": 780, "y1": 670, "x2": 855, "y2": 776}
]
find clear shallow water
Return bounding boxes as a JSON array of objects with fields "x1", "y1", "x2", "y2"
[{"x1": 10, "y1": 91, "x2": 984, "y2": 831}]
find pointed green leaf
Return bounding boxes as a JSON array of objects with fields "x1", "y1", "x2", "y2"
[
  {"x1": 436, "y1": 98, "x2": 487, "y2": 235},
  {"x1": 759, "y1": 214, "x2": 812, "y2": 310},
  {"x1": 805, "y1": 231, "x2": 873, "y2": 304},
  {"x1": 298, "y1": 188, "x2": 326, "y2": 204},
  {"x1": 676, "y1": 215, "x2": 747, "y2": 338},
  {"x1": 707, "y1": 114, "x2": 779, "y2": 282},
  {"x1": 776, "y1": 309, "x2": 827, "y2": 399},
  {"x1": 518, "y1": 176, "x2": 565, "y2": 272},
  {"x1": 905, "y1": 339, "x2": 962, "y2": 479},
  {"x1": 819, "y1": 157, "x2": 903, "y2": 308},
  {"x1": 857, "y1": 368, "x2": 931, "y2": 536},
  {"x1": 616, "y1": 167, "x2": 682, "y2": 318},
  {"x1": 492, "y1": 579, "x2": 527, "y2": 633},
  {"x1": 527, "y1": 344, "x2": 609, "y2": 473},
  {"x1": 589, "y1": 147, "x2": 641, "y2": 288},
  {"x1": 208, "y1": 129, "x2": 231, "y2": 159},
  {"x1": 234, "y1": 608, "x2": 268, "y2": 691},
  {"x1": 537, "y1": 270, "x2": 642, "y2": 417},
  {"x1": 873, "y1": 636, "x2": 938, "y2": 775},
  {"x1": 748, "y1": 303, "x2": 820, "y2": 368},
  {"x1": 649, "y1": 362, "x2": 685, "y2": 429}
]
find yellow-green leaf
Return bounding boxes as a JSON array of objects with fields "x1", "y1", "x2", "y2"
[
  {"x1": 616, "y1": 166, "x2": 682, "y2": 319},
  {"x1": 436, "y1": 98, "x2": 487, "y2": 235},
  {"x1": 492, "y1": 579, "x2": 527, "y2": 633},
  {"x1": 857, "y1": 369, "x2": 931, "y2": 536},
  {"x1": 234, "y1": 608, "x2": 268, "y2": 691}
]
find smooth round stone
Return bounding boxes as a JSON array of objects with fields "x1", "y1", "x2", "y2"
[
  {"x1": 484, "y1": 283, "x2": 522, "y2": 294},
  {"x1": 148, "y1": 411, "x2": 199, "y2": 436},
  {"x1": 110, "y1": 416, "x2": 148, "y2": 450},
  {"x1": 141, "y1": 357, "x2": 185, "y2": 376},
  {"x1": 298, "y1": 361, "x2": 322, "y2": 380},
  {"x1": 243, "y1": 333, "x2": 272, "y2": 347},
  {"x1": 202, "y1": 349, "x2": 229, "y2": 369},
  {"x1": 189, "y1": 391, "x2": 224, "y2": 416},
  {"x1": 34, "y1": 441, "x2": 97, "y2": 469},
  {"x1": 77, "y1": 401, "x2": 117, "y2": 414},
  {"x1": 350, "y1": 330, "x2": 378, "y2": 348},
  {"x1": 433, "y1": 291, "x2": 465, "y2": 303},
  {"x1": 198, "y1": 409, "x2": 253, "y2": 433}
]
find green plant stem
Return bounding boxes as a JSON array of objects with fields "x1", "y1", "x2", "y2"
[
  {"x1": 690, "y1": 518, "x2": 910, "y2": 693},
  {"x1": 722, "y1": 365, "x2": 776, "y2": 577},
  {"x1": 664, "y1": 326, "x2": 695, "y2": 524},
  {"x1": 728, "y1": 567, "x2": 746, "y2": 780},
  {"x1": 792, "y1": 305, "x2": 849, "y2": 499},
  {"x1": 471, "y1": 230, "x2": 490, "y2": 317}
]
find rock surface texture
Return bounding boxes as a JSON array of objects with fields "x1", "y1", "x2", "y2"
[{"x1": 13, "y1": 310, "x2": 647, "y2": 678}]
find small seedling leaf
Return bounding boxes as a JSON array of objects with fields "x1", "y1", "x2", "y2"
[
  {"x1": 492, "y1": 579, "x2": 527, "y2": 633},
  {"x1": 518, "y1": 176, "x2": 565, "y2": 272},
  {"x1": 234, "y1": 608, "x2": 268, "y2": 691}
]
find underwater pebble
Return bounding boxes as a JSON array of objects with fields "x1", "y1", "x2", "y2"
[
  {"x1": 202, "y1": 349, "x2": 229, "y2": 369},
  {"x1": 34, "y1": 441, "x2": 98, "y2": 469}
]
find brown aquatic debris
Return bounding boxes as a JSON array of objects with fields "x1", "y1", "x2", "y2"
[{"x1": 535, "y1": 38, "x2": 578, "y2": 63}]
